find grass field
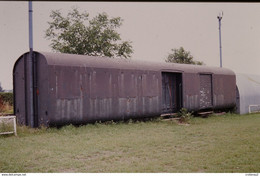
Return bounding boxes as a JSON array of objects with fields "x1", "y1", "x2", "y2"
[{"x1": 0, "y1": 113, "x2": 260, "y2": 173}]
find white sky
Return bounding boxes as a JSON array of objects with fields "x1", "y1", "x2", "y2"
[{"x1": 1, "y1": 1, "x2": 260, "y2": 90}]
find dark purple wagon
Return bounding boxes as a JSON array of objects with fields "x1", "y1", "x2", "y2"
[{"x1": 13, "y1": 51, "x2": 236, "y2": 127}]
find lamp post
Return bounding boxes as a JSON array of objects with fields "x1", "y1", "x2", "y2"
[{"x1": 217, "y1": 12, "x2": 223, "y2": 68}]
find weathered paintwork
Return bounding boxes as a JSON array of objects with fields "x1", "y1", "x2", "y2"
[{"x1": 13, "y1": 51, "x2": 236, "y2": 127}]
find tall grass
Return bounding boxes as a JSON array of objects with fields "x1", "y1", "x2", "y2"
[{"x1": 0, "y1": 113, "x2": 260, "y2": 173}]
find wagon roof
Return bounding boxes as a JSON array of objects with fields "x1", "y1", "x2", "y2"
[{"x1": 32, "y1": 51, "x2": 235, "y2": 75}]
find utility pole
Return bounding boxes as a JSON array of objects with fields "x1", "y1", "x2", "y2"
[
  {"x1": 217, "y1": 11, "x2": 223, "y2": 68},
  {"x1": 29, "y1": 1, "x2": 33, "y2": 52},
  {"x1": 28, "y1": 1, "x2": 34, "y2": 127}
]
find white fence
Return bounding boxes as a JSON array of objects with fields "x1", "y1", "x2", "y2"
[
  {"x1": 0, "y1": 116, "x2": 17, "y2": 136},
  {"x1": 248, "y1": 105, "x2": 260, "y2": 114}
]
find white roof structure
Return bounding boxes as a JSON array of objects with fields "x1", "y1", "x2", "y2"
[{"x1": 236, "y1": 73, "x2": 260, "y2": 114}]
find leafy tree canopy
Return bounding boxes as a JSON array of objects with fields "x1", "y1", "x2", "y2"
[
  {"x1": 165, "y1": 47, "x2": 204, "y2": 65},
  {"x1": 45, "y1": 8, "x2": 133, "y2": 59}
]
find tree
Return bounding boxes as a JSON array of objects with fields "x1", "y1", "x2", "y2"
[
  {"x1": 0, "y1": 82, "x2": 3, "y2": 92},
  {"x1": 165, "y1": 47, "x2": 204, "y2": 65},
  {"x1": 45, "y1": 8, "x2": 133, "y2": 59}
]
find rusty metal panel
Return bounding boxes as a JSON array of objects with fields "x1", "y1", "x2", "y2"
[{"x1": 199, "y1": 74, "x2": 213, "y2": 109}]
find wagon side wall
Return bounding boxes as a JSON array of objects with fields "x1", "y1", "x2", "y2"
[
  {"x1": 182, "y1": 72, "x2": 236, "y2": 111},
  {"x1": 47, "y1": 65, "x2": 161, "y2": 126},
  {"x1": 213, "y1": 74, "x2": 236, "y2": 110},
  {"x1": 182, "y1": 72, "x2": 200, "y2": 111}
]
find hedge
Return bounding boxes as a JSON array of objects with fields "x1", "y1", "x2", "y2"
[{"x1": 0, "y1": 92, "x2": 13, "y2": 106}]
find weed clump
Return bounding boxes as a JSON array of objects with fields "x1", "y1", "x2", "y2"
[{"x1": 177, "y1": 108, "x2": 193, "y2": 123}]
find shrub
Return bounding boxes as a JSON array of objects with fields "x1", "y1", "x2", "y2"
[
  {"x1": 0, "y1": 93, "x2": 13, "y2": 106},
  {"x1": 0, "y1": 93, "x2": 13, "y2": 114},
  {"x1": 177, "y1": 108, "x2": 193, "y2": 123}
]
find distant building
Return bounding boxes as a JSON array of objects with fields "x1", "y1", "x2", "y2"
[
  {"x1": 0, "y1": 82, "x2": 13, "y2": 93},
  {"x1": 236, "y1": 73, "x2": 260, "y2": 114},
  {"x1": 3, "y1": 90, "x2": 13, "y2": 93}
]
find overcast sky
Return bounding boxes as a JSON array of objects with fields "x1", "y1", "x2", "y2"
[{"x1": 1, "y1": 1, "x2": 260, "y2": 90}]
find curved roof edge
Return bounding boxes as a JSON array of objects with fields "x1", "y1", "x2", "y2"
[{"x1": 15, "y1": 51, "x2": 235, "y2": 75}]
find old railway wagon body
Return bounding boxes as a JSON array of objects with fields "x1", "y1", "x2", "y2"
[{"x1": 13, "y1": 51, "x2": 236, "y2": 127}]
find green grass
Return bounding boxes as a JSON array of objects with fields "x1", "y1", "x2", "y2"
[{"x1": 1, "y1": 113, "x2": 260, "y2": 173}]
